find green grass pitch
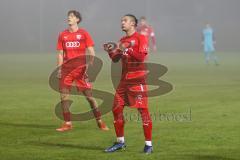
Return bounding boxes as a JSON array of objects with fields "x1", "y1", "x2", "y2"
[{"x1": 0, "y1": 52, "x2": 239, "y2": 160}]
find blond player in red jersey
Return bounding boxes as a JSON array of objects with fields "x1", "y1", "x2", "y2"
[
  {"x1": 137, "y1": 16, "x2": 157, "y2": 52},
  {"x1": 56, "y1": 10, "x2": 109, "y2": 132},
  {"x1": 104, "y1": 14, "x2": 153, "y2": 154}
]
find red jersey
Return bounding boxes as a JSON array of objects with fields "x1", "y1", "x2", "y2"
[
  {"x1": 57, "y1": 28, "x2": 94, "y2": 91},
  {"x1": 137, "y1": 24, "x2": 156, "y2": 47},
  {"x1": 119, "y1": 32, "x2": 148, "y2": 83},
  {"x1": 57, "y1": 28, "x2": 94, "y2": 63}
]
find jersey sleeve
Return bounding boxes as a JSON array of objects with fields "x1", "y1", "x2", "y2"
[
  {"x1": 57, "y1": 32, "x2": 63, "y2": 51},
  {"x1": 85, "y1": 31, "x2": 94, "y2": 47},
  {"x1": 149, "y1": 26, "x2": 156, "y2": 46}
]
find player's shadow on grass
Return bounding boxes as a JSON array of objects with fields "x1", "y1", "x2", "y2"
[
  {"x1": 37, "y1": 142, "x2": 104, "y2": 151},
  {"x1": 0, "y1": 122, "x2": 54, "y2": 129}
]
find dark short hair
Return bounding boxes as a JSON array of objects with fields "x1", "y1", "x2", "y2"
[
  {"x1": 124, "y1": 14, "x2": 138, "y2": 27},
  {"x1": 68, "y1": 10, "x2": 82, "y2": 24}
]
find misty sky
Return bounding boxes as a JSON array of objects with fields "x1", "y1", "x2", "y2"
[{"x1": 0, "y1": 0, "x2": 239, "y2": 53}]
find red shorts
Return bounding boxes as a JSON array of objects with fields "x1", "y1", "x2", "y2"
[
  {"x1": 59, "y1": 67, "x2": 92, "y2": 92},
  {"x1": 113, "y1": 82, "x2": 148, "y2": 108}
]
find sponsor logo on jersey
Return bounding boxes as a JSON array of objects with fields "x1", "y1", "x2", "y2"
[{"x1": 65, "y1": 41, "x2": 80, "y2": 48}]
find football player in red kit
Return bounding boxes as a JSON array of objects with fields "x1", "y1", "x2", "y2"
[
  {"x1": 137, "y1": 16, "x2": 157, "y2": 52},
  {"x1": 104, "y1": 14, "x2": 153, "y2": 154},
  {"x1": 56, "y1": 10, "x2": 109, "y2": 132}
]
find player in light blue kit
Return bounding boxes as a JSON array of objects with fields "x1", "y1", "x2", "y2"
[{"x1": 202, "y1": 23, "x2": 219, "y2": 65}]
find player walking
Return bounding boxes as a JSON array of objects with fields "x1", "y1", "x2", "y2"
[{"x1": 202, "y1": 23, "x2": 219, "y2": 65}]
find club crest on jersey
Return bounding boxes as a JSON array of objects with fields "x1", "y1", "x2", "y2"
[
  {"x1": 76, "y1": 35, "x2": 82, "y2": 40},
  {"x1": 130, "y1": 40, "x2": 135, "y2": 46}
]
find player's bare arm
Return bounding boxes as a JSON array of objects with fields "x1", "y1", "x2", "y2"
[
  {"x1": 87, "y1": 46, "x2": 95, "y2": 65},
  {"x1": 150, "y1": 31, "x2": 157, "y2": 51},
  {"x1": 57, "y1": 50, "x2": 63, "y2": 78}
]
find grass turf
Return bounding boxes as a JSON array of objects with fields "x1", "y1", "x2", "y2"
[{"x1": 0, "y1": 52, "x2": 239, "y2": 160}]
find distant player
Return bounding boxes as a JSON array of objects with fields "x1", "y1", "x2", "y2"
[
  {"x1": 104, "y1": 14, "x2": 153, "y2": 154},
  {"x1": 137, "y1": 16, "x2": 157, "y2": 52},
  {"x1": 56, "y1": 10, "x2": 109, "y2": 132},
  {"x1": 202, "y1": 23, "x2": 219, "y2": 65}
]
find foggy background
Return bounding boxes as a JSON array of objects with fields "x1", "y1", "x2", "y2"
[{"x1": 0, "y1": 0, "x2": 239, "y2": 53}]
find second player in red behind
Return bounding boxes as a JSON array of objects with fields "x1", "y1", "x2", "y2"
[{"x1": 137, "y1": 16, "x2": 157, "y2": 52}]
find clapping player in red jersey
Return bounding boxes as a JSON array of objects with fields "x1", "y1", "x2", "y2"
[{"x1": 104, "y1": 14, "x2": 153, "y2": 154}]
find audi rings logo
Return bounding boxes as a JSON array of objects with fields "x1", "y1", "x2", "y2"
[{"x1": 65, "y1": 41, "x2": 80, "y2": 48}]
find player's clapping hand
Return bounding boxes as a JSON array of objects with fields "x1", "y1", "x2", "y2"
[
  {"x1": 103, "y1": 42, "x2": 123, "y2": 62},
  {"x1": 103, "y1": 42, "x2": 117, "y2": 52}
]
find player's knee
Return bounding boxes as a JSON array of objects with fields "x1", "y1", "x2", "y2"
[
  {"x1": 112, "y1": 105, "x2": 122, "y2": 114},
  {"x1": 112, "y1": 107, "x2": 124, "y2": 120},
  {"x1": 113, "y1": 119, "x2": 125, "y2": 125},
  {"x1": 139, "y1": 108, "x2": 152, "y2": 123},
  {"x1": 61, "y1": 94, "x2": 69, "y2": 101},
  {"x1": 86, "y1": 96, "x2": 95, "y2": 103}
]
